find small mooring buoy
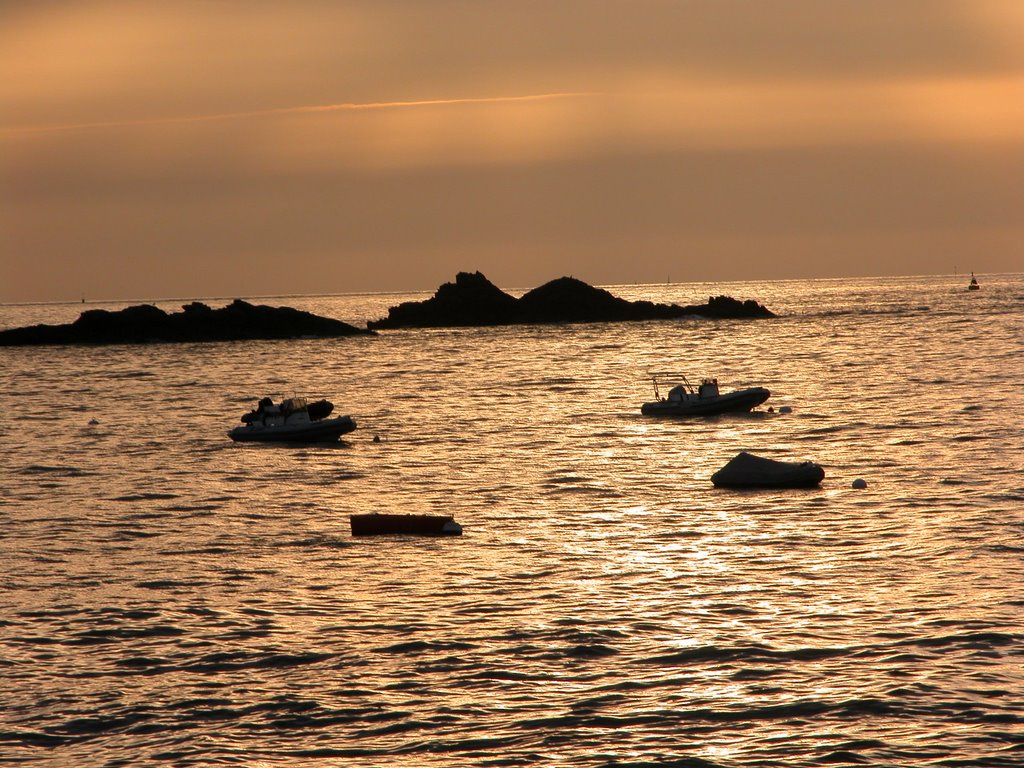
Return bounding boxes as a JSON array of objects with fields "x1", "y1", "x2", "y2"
[
  {"x1": 779, "y1": 405, "x2": 793, "y2": 414},
  {"x1": 88, "y1": 418, "x2": 99, "y2": 425},
  {"x1": 372, "y1": 434, "x2": 381, "y2": 443},
  {"x1": 852, "y1": 478, "x2": 867, "y2": 489}
]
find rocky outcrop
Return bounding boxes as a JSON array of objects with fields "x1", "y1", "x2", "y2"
[
  {"x1": 368, "y1": 272, "x2": 775, "y2": 329},
  {"x1": 370, "y1": 271, "x2": 519, "y2": 329},
  {"x1": 0, "y1": 299, "x2": 372, "y2": 346},
  {"x1": 686, "y1": 295, "x2": 778, "y2": 320}
]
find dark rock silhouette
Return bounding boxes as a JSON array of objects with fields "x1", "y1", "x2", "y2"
[
  {"x1": 372, "y1": 271, "x2": 519, "y2": 328},
  {"x1": 368, "y1": 272, "x2": 775, "y2": 329},
  {"x1": 517, "y1": 277, "x2": 644, "y2": 323},
  {"x1": 0, "y1": 299, "x2": 372, "y2": 346}
]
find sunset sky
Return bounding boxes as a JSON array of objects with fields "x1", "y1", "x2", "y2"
[{"x1": 3, "y1": 1, "x2": 1023, "y2": 302}]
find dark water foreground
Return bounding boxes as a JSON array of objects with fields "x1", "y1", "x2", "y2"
[{"x1": 2, "y1": 275, "x2": 1022, "y2": 766}]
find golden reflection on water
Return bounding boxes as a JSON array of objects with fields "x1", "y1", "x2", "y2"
[{"x1": 1, "y1": 275, "x2": 1021, "y2": 765}]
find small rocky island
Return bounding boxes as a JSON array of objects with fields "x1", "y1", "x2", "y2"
[
  {"x1": 0, "y1": 299, "x2": 371, "y2": 346},
  {"x1": 368, "y1": 272, "x2": 775, "y2": 329}
]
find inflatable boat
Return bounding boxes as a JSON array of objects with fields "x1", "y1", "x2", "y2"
[
  {"x1": 711, "y1": 451, "x2": 825, "y2": 488},
  {"x1": 228, "y1": 397, "x2": 356, "y2": 442},
  {"x1": 641, "y1": 374, "x2": 770, "y2": 416}
]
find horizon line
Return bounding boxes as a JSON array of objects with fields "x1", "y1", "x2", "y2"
[
  {"x1": 2, "y1": 270, "x2": 1012, "y2": 308},
  {"x1": 1, "y1": 91, "x2": 594, "y2": 137}
]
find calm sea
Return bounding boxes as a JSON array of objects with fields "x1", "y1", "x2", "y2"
[{"x1": 2, "y1": 274, "x2": 1022, "y2": 767}]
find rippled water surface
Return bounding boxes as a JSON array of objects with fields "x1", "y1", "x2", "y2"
[{"x1": 2, "y1": 274, "x2": 1022, "y2": 766}]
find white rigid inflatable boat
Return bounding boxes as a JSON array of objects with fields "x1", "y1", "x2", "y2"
[
  {"x1": 228, "y1": 397, "x2": 356, "y2": 443},
  {"x1": 641, "y1": 374, "x2": 770, "y2": 416}
]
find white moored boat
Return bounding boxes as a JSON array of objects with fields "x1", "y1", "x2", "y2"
[
  {"x1": 640, "y1": 373, "x2": 770, "y2": 416},
  {"x1": 228, "y1": 397, "x2": 356, "y2": 442}
]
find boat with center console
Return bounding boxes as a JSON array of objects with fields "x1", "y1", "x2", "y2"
[
  {"x1": 640, "y1": 373, "x2": 770, "y2": 416},
  {"x1": 228, "y1": 396, "x2": 356, "y2": 442}
]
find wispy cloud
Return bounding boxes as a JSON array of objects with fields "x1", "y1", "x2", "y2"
[{"x1": 2, "y1": 92, "x2": 593, "y2": 136}]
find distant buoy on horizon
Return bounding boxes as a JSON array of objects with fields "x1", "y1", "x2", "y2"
[
  {"x1": 779, "y1": 405, "x2": 793, "y2": 414},
  {"x1": 372, "y1": 434, "x2": 381, "y2": 443},
  {"x1": 852, "y1": 478, "x2": 867, "y2": 489},
  {"x1": 88, "y1": 418, "x2": 99, "y2": 425}
]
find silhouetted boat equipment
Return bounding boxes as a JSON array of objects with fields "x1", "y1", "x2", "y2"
[
  {"x1": 350, "y1": 514, "x2": 463, "y2": 536},
  {"x1": 641, "y1": 373, "x2": 770, "y2": 416},
  {"x1": 228, "y1": 397, "x2": 356, "y2": 442},
  {"x1": 711, "y1": 451, "x2": 825, "y2": 488}
]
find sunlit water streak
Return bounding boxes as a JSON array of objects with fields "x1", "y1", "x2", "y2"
[{"x1": 1, "y1": 274, "x2": 1022, "y2": 766}]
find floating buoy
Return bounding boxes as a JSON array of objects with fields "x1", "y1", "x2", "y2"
[
  {"x1": 767, "y1": 406, "x2": 775, "y2": 413},
  {"x1": 852, "y1": 478, "x2": 867, "y2": 489},
  {"x1": 372, "y1": 434, "x2": 381, "y2": 443},
  {"x1": 779, "y1": 405, "x2": 793, "y2": 414},
  {"x1": 88, "y1": 418, "x2": 99, "y2": 425}
]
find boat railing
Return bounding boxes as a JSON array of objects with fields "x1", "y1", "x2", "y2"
[{"x1": 647, "y1": 371, "x2": 696, "y2": 400}]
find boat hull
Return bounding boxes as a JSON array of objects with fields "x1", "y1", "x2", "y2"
[
  {"x1": 350, "y1": 514, "x2": 463, "y2": 536},
  {"x1": 228, "y1": 415, "x2": 356, "y2": 443},
  {"x1": 641, "y1": 387, "x2": 770, "y2": 416}
]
